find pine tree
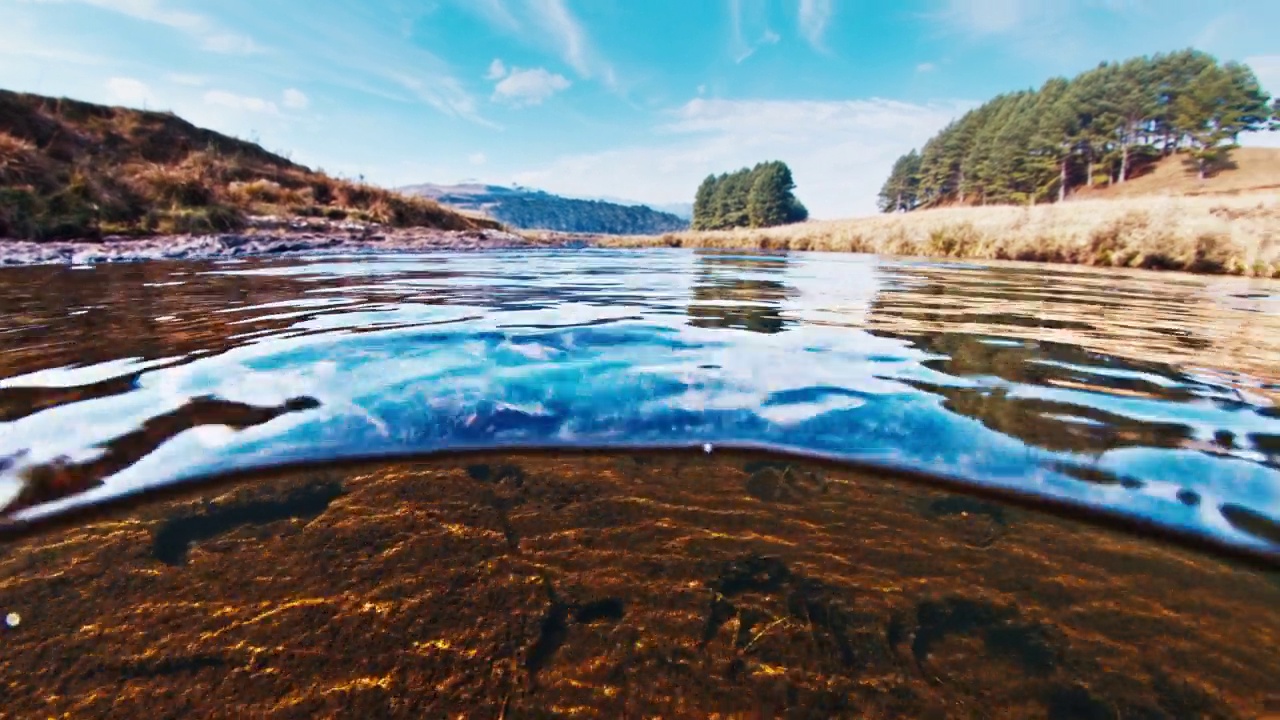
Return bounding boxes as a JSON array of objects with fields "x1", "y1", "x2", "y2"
[
  {"x1": 747, "y1": 161, "x2": 796, "y2": 227},
  {"x1": 695, "y1": 162, "x2": 806, "y2": 229},
  {"x1": 1174, "y1": 62, "x2": 1271, "y2": 179},
  {"x1": 878, "y1": 151, "x2": 921, "y2": 212},
  {"x1": 880, "y1": 50, "x2": 1273, "y2": 209},
  {"x1": 692, "y1": 174, "x2": 718, "y2": 230},
  {"x1": 1034, "y1": 77, "x2": 1080, "y2": 203}
]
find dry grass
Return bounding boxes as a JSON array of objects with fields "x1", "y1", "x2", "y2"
[
  {"x1": 0, "y1": 90, "x2": 499, "y2": 240},
  {"x1": 1073, "y1": 147, "x2": 1280, "y2": 200},
  {"x1": 602, "y1": 192, "x2": 1280, "y2": 277}
]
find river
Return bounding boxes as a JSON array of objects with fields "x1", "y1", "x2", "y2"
[{"x1": 1, "y1": 248, "x2": 1278, "y2": 717}]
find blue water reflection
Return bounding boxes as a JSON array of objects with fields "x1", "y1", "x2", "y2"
[{"x1": 0, "y1": 248, "x2": 1277, "y2": 553}]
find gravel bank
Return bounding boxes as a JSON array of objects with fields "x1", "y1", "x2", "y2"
[{"x1": 0, "y1": 227, "x2": 592, "y2": 266}]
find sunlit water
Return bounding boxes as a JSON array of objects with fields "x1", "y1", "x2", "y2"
[
  {"x1": 4, "y1": 248, "x2": 1280, "y2": 717},
  {"x1": 1, "y1": 248, "x2": 1279, "y2": 554}
]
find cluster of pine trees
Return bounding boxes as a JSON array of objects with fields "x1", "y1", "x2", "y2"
[
  {"x1": 692, "y1": 161, "x2": 808, "y2": 230},
  {"x1": 878, "y1": 49, "x2": 1275, "y2": 213}
]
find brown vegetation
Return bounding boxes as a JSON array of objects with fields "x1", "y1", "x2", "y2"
[
  {"x1": 0, "y1": 89, "x2": 499, "y2": 240},
  {"x1": 1072, "y1": 146, "x2": 1280, "y2": 199},
  {"x1": 603, "y1": 191, "x2": 1280, "y2": 277}
]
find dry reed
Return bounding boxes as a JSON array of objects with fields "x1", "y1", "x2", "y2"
[{"x1": 600, "y1": 192, "x2": 1280, "y2": 277}]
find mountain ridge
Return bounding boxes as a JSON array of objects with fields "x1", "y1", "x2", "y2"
[{"x1": 398, "y1": 182, "x2": 690, "y2": 235}]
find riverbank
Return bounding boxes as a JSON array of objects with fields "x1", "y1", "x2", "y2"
[
  {"x1": 0, "y1": 218, "x2": 584, "y2": 265},
  {"x1": 601, "y1": 192, "x2": 1280, "y2": 278}
]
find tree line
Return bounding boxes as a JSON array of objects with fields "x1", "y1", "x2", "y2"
[
  {"x1": 879, "y1": 49, "x2": 1276, "y2": 213},
  {"x1": 692, "y1": 161, "x2": 808, "y2": 230},
  {"x1": 488, "y1": 194, "x2": 688, "y2": 235}
]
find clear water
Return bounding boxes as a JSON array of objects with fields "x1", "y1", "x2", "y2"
[
  {"x1": 4, "y1": 248, "x2": 1280, "y2": 717},
  {"x1": 1, "y1": 248, "x2": 1279, "y2": 557}
]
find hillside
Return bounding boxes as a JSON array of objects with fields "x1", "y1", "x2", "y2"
[
  {"x1": 1070, "y1": 146, "x2": 1280, "y2": 200},
  {"x1": 0, "y1": 89, "x2": 496, "y2": 240},
  {"x1": 399, "y1": 182, "x2": 689, "y2": 235},
  {"x1": 879, "y1": 50, "x2": 1275, "y2": 213}
]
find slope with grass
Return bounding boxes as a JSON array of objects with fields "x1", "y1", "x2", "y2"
[
  {"x1": 1070, "y1": 147, "x2": 1280, "y2": 200},
  {"x1": 0, "y1": 89, "x2": 497, "y2": 240}
]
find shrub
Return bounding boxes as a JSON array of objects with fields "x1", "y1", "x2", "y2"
[{"x1": 153, "y1": 204, "x2": 243, "y2": 234}]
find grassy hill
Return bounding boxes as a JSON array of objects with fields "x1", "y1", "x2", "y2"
[
  {"x1": 1070, "y1": 147, "x2": 1280, "y2": 200},
  {"x1": 399, "y1": 182, "x2": 689, "y2": 235},
  {"x1": 0, "y1": 89, "x2": 497, "y2": 240}
]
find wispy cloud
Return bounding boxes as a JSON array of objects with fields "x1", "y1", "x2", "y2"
[
  {"x1": 281, "y1": 88, "x2": 309, "y2": 110},
  {"x1": 165, "y1": 73, "x2": 207, "y2": 87},
  {"x1": 923, "y1": 0, "x2": 1153, "y2": 65},
  {"x1": 510, "y1": 96, "x2": 976, "y2": 218},
  {"x1": 798, "y1": 0, "x2": 834, "y2": 50},
  {"x1": 1242, "y1": 54, "x2": 1280, "y2": 147},
  {"x1": 203, "y1": 89, "x2": 279, "y2": 114},
  {"x1": 730, "y1": 0, "x2": 781, "y2": 63},
  {"x1": 486, "y1": 58, "x2": 508, "y2": 81},
  {"x1": 20, "y1": 0, "x2": 264, "y2": 54},
  {"x1": 459, "y1": 0, "x2": 615, "y2": 87},
  {"x1": 491, "y1": 66, "x2": 571, "y2": 107},
  {"x1": 1245, "y1": 54, "x2": 1280, "y2": 95},
  {"x1": 916, "y1": 62, "x2": 937, "y2": 73},
  {"x1": 469, "y1": 0, "x2": 521, "y2": 32},
  {"x1": 932, "y1": 0, "x2": 1029, "y2": 35}
]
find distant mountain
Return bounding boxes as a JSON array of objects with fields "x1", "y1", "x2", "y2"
[{"x1": 398, "y1": 183, "x2": 689, "y2": 235}]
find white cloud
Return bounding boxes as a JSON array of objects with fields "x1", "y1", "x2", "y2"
[
  {"x1": 104, "y1": 76, "x2": 158, "y2": 107},
  {"x1": 697, "y1": 84, "x2": 708, "y2": 96},
  {"x1": 491, "y1": 66, "x2": 571, "y2": 107},
  {"x1": 509, "y1": 97, "x2": 976, "y2": 219},
  {"x1": 203, "y1": 89, "x2": 279, "y2": 114},
  {"x1": 916, "y1": 62, "x2": 937, "y2": 73},
  {"x1": 486, "y1": 58, "x2": 508, "y2": 80},
  {"x1": 469, "y1": 152, "x2": 488, "y2": 166},
  {"x1": 798, "y1": 0, "x2": 834, "y2": 49},
  {"x1": 282, "y1": 88, "x2": 310, "y2": 110}
]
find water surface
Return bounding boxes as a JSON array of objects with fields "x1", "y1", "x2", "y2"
[{"x1": 1, "y1": 249, "x2": 1279, "y2": 557}]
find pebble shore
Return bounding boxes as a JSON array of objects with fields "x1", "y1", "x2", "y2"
[{"x1": 0, "y1": 222, "x2": 592, "y2": 266}]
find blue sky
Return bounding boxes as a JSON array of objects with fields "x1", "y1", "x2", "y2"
[{"x1": 2, "y1": 0, "x2": 1279, "y2": 217}]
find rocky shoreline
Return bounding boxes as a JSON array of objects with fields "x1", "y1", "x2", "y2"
[{"x1": 0, "y1": 219, "x2": 594, "y2": 266}]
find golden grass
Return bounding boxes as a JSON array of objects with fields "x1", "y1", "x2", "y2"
[
  {"x1": 601, "y1": 191, "x2": 1280, "y2": 277},
  {"x1": 1073, "y1": 147, "x2": 1280, "y2": 200}
]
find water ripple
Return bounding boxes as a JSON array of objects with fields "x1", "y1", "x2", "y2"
[{"x1": 1, "y1": 249, "x2": 1279, "y2": 555}]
